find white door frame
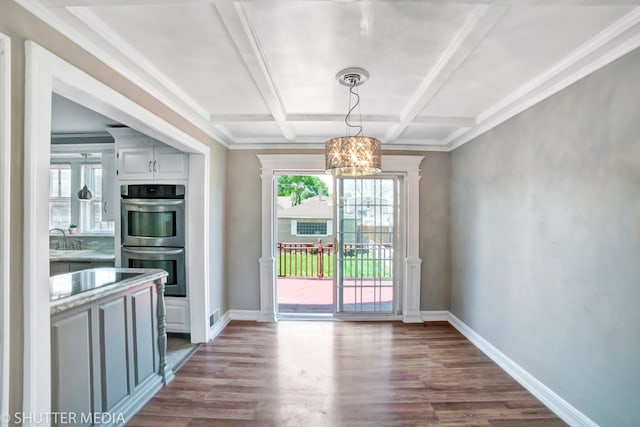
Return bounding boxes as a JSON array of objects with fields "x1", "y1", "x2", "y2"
[
  {"x1": 257, "y1": 154, "x2": 424, "y2": 323},
  {"x1": 0, "y1": 32, "x2": 11, "y2": 423},
  {"x1": 23, "y1": 41, "x2": 211, "y2": 419}
]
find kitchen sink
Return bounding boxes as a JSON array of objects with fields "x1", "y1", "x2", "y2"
[{"x1": 50, "y1": 249, "x2": 96, "y2": 256}]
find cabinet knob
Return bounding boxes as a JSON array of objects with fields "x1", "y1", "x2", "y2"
[
  {"x1": 104, "y1": 201, "x2": 107, "y2": 213},
  {"x1": 148, "y1": 161, "x2": 152, "y2": 172},
  {"x1": 153, "y1": 160, "x2": 157, "y2": 173}
]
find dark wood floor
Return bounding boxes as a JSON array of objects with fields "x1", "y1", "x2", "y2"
[{"x1": 129, "y1": 321, "x2": 565, "y2": 426}]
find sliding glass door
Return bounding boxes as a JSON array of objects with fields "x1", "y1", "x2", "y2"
[{"x1": 334, "y1": 177, "x2": 399, "y2": 315}]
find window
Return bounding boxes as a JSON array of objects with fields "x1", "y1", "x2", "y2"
[
  {"x1": 81, "y1": 164, "x2": 113, "y2": 232},
  {"x1": 49, "y1": 164, "x2": 71, "y2": 228},
  {"x1": 295, "y1": 221, "x2": 328, "y2": 236},
  {"x1": 49, "y1": 161, "x2": 114, "y2": 233}
]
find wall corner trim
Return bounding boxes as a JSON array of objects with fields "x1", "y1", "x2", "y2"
[{"x1": 447, "y1": 312, "x2": 598, "y2": 427}]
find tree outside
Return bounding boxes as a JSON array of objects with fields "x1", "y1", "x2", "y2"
[{"x1": 277, "y1": 175, "x2": 330, "y2": 206}]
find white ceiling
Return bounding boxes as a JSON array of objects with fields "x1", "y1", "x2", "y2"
[{"x1": 25, "y1": 0, "x2": 640, "y2": 151}]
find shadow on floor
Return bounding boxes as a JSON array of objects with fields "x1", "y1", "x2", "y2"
[{"x1": 166, "y1": 334, "x2": 200, "y2": 372}]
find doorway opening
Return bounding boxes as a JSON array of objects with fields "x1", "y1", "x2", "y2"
[
  {"x1": 257, "y1": 154, "x2": 423, "y2": 323},
  {"x1": 276, "y1": 174, "x2": 334, "y2": 315}
]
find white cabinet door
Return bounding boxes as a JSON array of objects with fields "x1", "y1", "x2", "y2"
[
  {"x1": 101, "y1": 152, "x2": 117, "y2": 221},
  {"x1": 117, "y1": 147, "x2": 154, "y2": 180},
  {"x1": 117, "y1": 146, "x2": 188, "y2": 181},
  {"x1": 153, "y1": 147, "x2": 189, "y2": 181}
]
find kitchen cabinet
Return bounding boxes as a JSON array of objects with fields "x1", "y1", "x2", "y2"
[
  {"x1": 117, "y1": 145, "x2": 188, "y2": 181},
  {"x1": 101, "y1": 152, "x2": 117, "y2": 221},
  {"x1": 108, "y1": 127, "x2": 189, "y2": 181},
  {"x1": 50, "y1": 261, "x2": 115, "y2": 276}
]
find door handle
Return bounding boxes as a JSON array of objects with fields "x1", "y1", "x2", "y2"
[
  {"x1": 148, "y1": 161, "x2": 152, "y2": 172},
  {"x1": 104, "y1": 201, "x2": 107, "y2": 213},
  {"x1": 153, "y1": 160, "x2": 157, "y2": 173}
]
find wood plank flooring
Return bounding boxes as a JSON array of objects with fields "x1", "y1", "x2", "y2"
[{"x1": 128, "y1": 321, "x2": 565, "y2": 426}]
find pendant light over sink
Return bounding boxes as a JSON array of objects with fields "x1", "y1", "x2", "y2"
[
  {"x1": 325, "y1": 67, "x2": 382, "y2": 177},
  {"x1": 77, "y1": 153, "x2": 93, "y2": 201}
]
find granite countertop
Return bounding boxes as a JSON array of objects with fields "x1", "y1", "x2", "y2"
[
  {"x1": 50, "y1": 267, "x2": 168, "y2": 315},
  {"x1": 49, "y1": 249, "x2": 115, "y2": 262}
]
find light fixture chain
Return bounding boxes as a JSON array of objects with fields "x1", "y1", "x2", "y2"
[{"x1": 345, "y1": 78, "x2": 363, "y2": 137}]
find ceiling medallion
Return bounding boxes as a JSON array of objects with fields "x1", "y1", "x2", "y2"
[{"x1": 325, "y1": 67, "x2": 382, "y2": 177}]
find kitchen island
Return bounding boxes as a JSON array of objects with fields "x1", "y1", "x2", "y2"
[
  {"x1": 49, "y1": 249, "x2": 116, "y2": 276},
  {"x1": 50, "y1": 268, "x2": 174, "y2": 427}
]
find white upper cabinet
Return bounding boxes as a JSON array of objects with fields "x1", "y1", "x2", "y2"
[
  {"x1": 107, "y1": 127, "x2": 189, "y2": 181},
  {"x1": 117, "y1": 146, "x2": 154, "y2": 180},
  {"x1": 150, "y1": 146, "x2": 189, "y2": 181}
]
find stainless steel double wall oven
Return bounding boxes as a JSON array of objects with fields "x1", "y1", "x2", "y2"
[{"x1": 121, "y1": 184, "x2": 186, "y2": 297}]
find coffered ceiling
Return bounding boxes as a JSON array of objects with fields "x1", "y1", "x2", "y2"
[{"x1": 21, "y1": 0, "x2": 640, "y2": 150}]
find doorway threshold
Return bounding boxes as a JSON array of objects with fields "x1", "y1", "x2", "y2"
[{"x1": 277, "y1": 313, "x2": 335, "y2": 321}]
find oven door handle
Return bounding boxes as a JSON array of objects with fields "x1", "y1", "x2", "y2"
[
  {"x1": 121, "y1": 199, "x2": 184, "y2": 206},
  {"x1": 122, "y1": 247, "x2": 184, "y2": 256}
]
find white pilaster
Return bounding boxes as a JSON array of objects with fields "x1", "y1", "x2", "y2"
[
  {"x1": 258, "y1": 161, "x2": 278, "y2": 322},
  {"x1": 382, "y1": 157, "x2": 424, "y2": 323},
  {"x1": 405, "y1": 164, "x2": 423, "y2": 322},
  {"x1": 258, "y1": 258, "x2": 277, "y2": 322},
  {"x1": 0, "y1": 32, "x2": 10, "y2": 420},
  {"x1": 403, "y1": 258, "x2": 423, "y2": 323}
]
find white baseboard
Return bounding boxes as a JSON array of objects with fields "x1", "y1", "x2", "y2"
[
  {"x1": 228, "y1": 309, "x2": 260, "y2": 321},
  {"x1": 208, "y1": 310, "x2": 231, "y2": 340},
  {"x1": 447, "y1": 312, "x2": 598, "y2": 427},
  {"x1": 420, "y1": 310, "x2": 450, "y2": 321}
]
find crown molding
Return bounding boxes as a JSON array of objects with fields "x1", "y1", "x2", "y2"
[
  {"x1": 228, "y1": 141, "x2": 450, "y2": 152},
  {"x1": 447, "y1": 6, "x2": 640, "y2": 151}
]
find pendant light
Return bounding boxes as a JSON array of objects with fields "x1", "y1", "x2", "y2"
[
  {"x1": 325, "y1": 67, "x2": 382, "y2": 176},
  {"x1": 77, "y1": 153, "x2": 93, "y2": 201}
]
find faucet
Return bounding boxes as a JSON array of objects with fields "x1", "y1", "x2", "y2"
[{"x1": 49, "y1": 228, "x2": 67, "y2": 249}]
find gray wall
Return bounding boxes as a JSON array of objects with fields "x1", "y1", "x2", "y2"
[
  {"x1": 226, "y1": 150, "x2": 451, "y2": 312},
  {"x1": 420, "y1": 153, "x2": 450, "y2": 310},
  {"x1": 450, "y1": 48, "x2": 640, "y2": 426},
  {"x1": 226, "y1": 151, "x2": 263, "y2": 310}
]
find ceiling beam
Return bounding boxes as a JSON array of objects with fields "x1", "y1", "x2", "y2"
[
  {"x1": 212, "y1": 0, "x2": 297, "y2": 141},
  {"x1": 286, "y1": 114, "x2": 399, "y2": 123},
  {"x1": 209, "y1": 113, "x2": 475, "y2": 126},
  {"x1": 210, "y1": 114, "x2": 275, "y2": 122},
  {"x1": 412, "y1": 116, "x2": 476, "y2": 127},
  {"x1": 384, "y1": 5, "x2": 508, "y2": 143}
]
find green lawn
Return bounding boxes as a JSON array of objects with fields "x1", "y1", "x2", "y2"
[{"x1": 277, "y1": 252, "x2": 392, "y2": 278}]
